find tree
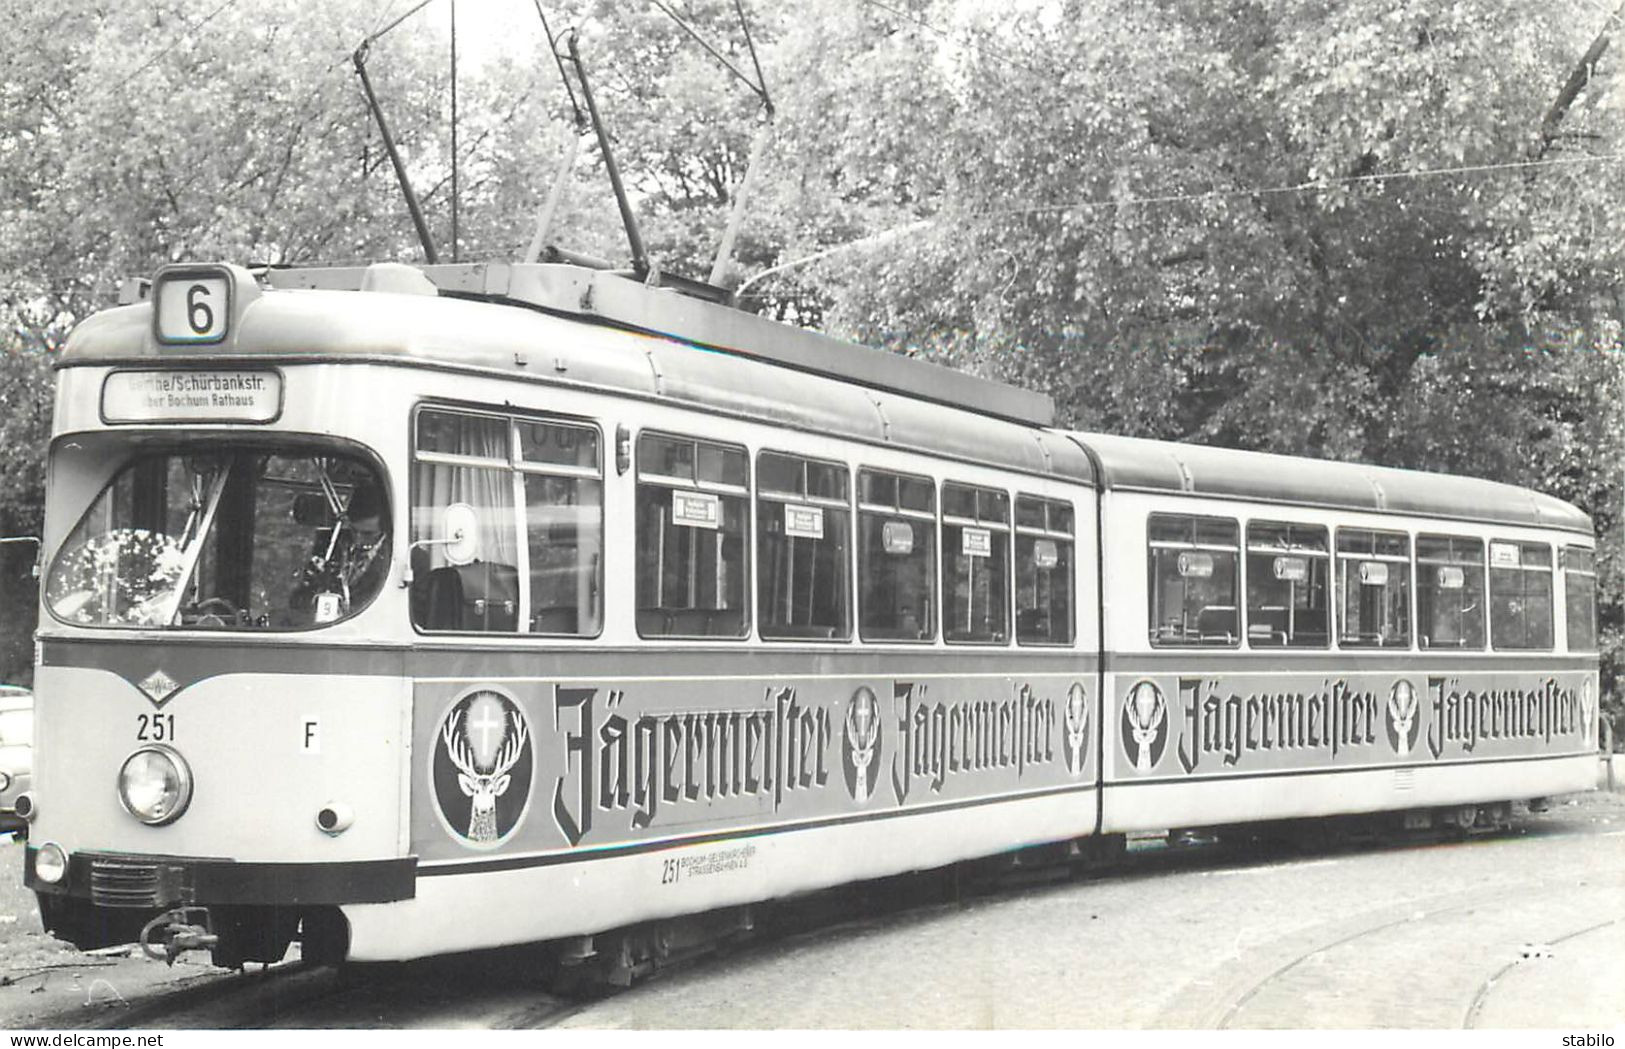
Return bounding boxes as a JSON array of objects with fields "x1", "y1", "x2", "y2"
[{"x1": 0, "y1": 0, "x2": 470, "y2": 682}]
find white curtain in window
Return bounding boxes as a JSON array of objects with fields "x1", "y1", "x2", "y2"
[{"x1": 413, "y1": 418, "x2": 517, "y2": 569}]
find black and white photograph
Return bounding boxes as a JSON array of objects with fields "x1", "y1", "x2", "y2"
[{"x1": 0, "y1": 0, "x2": 1620, "y2": 1035}]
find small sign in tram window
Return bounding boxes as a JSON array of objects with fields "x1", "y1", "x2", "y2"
[
  {"x1": 783, "y1": 503, "x2": 825, "y2": 539},
  {"x1": 1031, "y1": 538, "x2": 1060, "y2": 570},
  {"x1": 961, "y1": 527, "x2": 992, "y2": 558},
  {"x1": 1358, "y1": 561, "x2": 1390, "y2": 586},
  {"x1": 1176, "y1": 551, "x2": 1214, "y2": 578},
  {"x1": 1436, "y1": 565, "x2": 1466, "y2": 590},
  {"x1": 1273, "y1": 556, "x2": 1309, "y2": 582},
  {"x1": 1489, "y1": 542, "x2": 1521, "y2": 568},
  {"x1": 881, "y1": 520, "x2": 915, "y2": 555},
  {"x1": 672, "y1": 491, "x2": 721, "y2": 530}
]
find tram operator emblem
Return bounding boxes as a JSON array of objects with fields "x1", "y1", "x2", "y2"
[
  {"x1": 137, "y1": 668, "x2": 181, "y2": 707},
  {"x1": 1063, "y1": 681, "x2": 1090, "y2": 775},
  {"x1": 1579, "y1": 678, "x2": 1596, "y2": 740},
  {"x1": 843, "y1": 685, "x2": 882, "y2": 802},
  {"x1": 1121, "y1": 680, "x2": 1168, "y2": 773},
  {"x1": 432, "y1": 688, "x2": 535, "y2": 848},
  {"x1": 1387, "y1": 679, "x2": 1421, "y2": 756}
]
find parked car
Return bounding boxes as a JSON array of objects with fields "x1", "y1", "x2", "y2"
[{"x1": 0, "y1": 685, "x2": 32, "y2": 837}]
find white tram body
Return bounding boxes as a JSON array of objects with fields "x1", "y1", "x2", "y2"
[{"x1": 21, "y1": 262, "x2": 1599, "y2": 965}]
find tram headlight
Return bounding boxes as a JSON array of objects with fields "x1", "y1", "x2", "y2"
[
  {"x1": 117, "y1": 746, "x2": 193, "y2": 826},
  {"x1": 34, "y1": 842, "x2": 67, "y2": 885}
]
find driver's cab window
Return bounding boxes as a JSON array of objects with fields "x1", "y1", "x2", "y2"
[{"x1": 45, "y1": 446, "x2": 390, "y2": 630}]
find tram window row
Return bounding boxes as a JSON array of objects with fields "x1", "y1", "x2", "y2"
[
  {"x1": 408, "y1": 407, "x2": 1077, "y2": 646},
  {"x1": 1148, "y1": 512, "x2": 1598, "y2": 653}
]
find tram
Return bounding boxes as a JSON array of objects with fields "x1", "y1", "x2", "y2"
[{"x1": 16, "y1": 260, "x2": 1599, "y2": 968}]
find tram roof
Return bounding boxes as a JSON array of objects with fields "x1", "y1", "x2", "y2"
[
  {"x1": 59, "y1": 262, "x2": 1093, "y2": 485},
  {"x1": 1072, "y1": 431, "x2": 1593, "y2": 535},
  {"x1": 269, "y1": 261, "x2": 1056, "y2": 426}
]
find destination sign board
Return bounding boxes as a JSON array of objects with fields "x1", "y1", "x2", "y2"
[{"x1": 101, "y1": 369, "x2": 283, "y2": 424}]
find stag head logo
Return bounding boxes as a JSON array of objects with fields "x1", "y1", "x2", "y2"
[
  {"x1": 432, "y1": 689, "x2": 534, "y2": 848},
  {"x1": 1120, "y1": 680, "x2": 1167, "y2": 773},
  {"x1": 1064, "y1": 682, "x2": 1090, "y2": 775},
  {"x1": 1579, "y1": 679, "x2": 1596, "y2": 741},
  {"x1": 843, "y1": 685, "x2": 881, "y2": 802},
  {"x1": 1386, "y1": 679, "x2": 1420, "y2": 755}
]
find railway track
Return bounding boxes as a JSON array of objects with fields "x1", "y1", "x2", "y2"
[
  {"x1": 29, "y1": 961, "x2": 338, "y2": 1030},
  {"x1": 1155, "y1": 848, "x2": 1625, "y2": 1028}
]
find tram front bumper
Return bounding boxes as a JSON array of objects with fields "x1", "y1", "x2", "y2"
[{"x1": 24, "y1": 846, "x2": 416, "y2": 907}]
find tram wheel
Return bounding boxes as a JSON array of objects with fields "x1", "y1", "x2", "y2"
[
  {"x1": 209, "y1": 906, "x2": 298, "y2": 969},
  {"x1": 298, "y1": 908, "x2": 350, "y2": 966}
]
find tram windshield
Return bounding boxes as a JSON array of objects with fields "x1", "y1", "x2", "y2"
[{"x1": 46, "y1": 446, "x2": 389, "y2": 630}]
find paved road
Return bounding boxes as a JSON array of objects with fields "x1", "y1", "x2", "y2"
[{"x1": 555, "y1": 799, "x2": 1625, "y2": 1029}]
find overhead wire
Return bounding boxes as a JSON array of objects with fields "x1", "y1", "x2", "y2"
[
  {"x1": 91, "y1": 0, "x2": 246, "y2": 99},
  {"x1": 646, "y1": 0, "x2": 772, "y2": 109},
  {"x1": 738, "y1": 150, "x2": 1625, "y2": 294},
  {"x1": 365, "y1": 0, "x2": 439, "y2": 47},
  {"x1": 367, "y1": 0, "x2": 407, "y2": 39},
  {"x1": 974, "y1": 151, "x2": 1625, "y2": 219},
  {"x1": 325, "y1": 0, "x2": 438, "y2": 72}
]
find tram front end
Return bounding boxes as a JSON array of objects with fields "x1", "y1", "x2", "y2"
[{"x1": 23, "y1": 266, "x2": 417, "y2": 966}]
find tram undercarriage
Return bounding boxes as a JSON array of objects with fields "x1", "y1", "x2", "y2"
[{"x1": 39, "y1": 893, "x2": 350, "y2": 968}]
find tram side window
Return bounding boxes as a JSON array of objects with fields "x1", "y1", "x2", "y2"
[
  {"x1": 858, "y1": 470, "x2": 936, "y2": 642},
  {"x1": 412, "y1": 409, "x2": 604, "y2": 636},
  {"x1": 412, "y1": 411, "x2": 518, "y2": 633},
  {"x1": 1335, "y1": 529, "x2": 1410, "y2": 648},
  {"x1": 942, "y1": 483, "x2": 1010, "y2": 644},
  {"x1": 518, "y1": 420, "x2": 603, "y2": 636},
  {"x1": 1015, "y1": 496, "x2": 1074, "y2": 646},
  {"x1": 1489, "y1": 540, "x2": 1554, "y2": 650},
  {"x1": 1246, "y1": 522, "x2": 1330, "y2": 647},
  {"x1": 757, "y1": 452, "x2": 851, "y2": 641},
  {"x1": 636, "y1": 433, "x2": 750, "y2": 638},
  {"x1": 1562, "y1": 546, "x2": 1598, "y2": 652},
  {"x1": 1416, "y1": 535, "x2": 1485, "y2": 649},
  {"x1": 1148, "y1": 514, "x2": 1239, "y2": 646}
]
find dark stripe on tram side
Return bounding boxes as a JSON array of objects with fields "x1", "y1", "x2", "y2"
[
  {"x1": 418, "y1": 781, "x2": 1101, "y2": 878},
  {"x1": 39, "y1": 637, "x2": 1589, "y2": 676},
  {"x1": 45, "y1": 635, "x2": 1587, "y2": 683},
  {"x1": 37, "y1": 637, "x2": 408, "y2": 702},
  {"x1": 38, "y1": 636, "x2": 1101, "y2": 680},
  {"x1": 1104, "y1": 749, "x2": 1596, "y2": 788}
]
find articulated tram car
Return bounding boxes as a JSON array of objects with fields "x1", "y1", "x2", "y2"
[{"x1": 18, "y1": 261, "x2": 1598, "y2": 967}]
